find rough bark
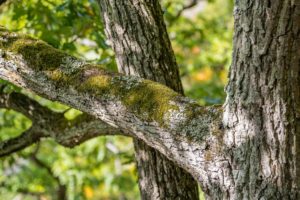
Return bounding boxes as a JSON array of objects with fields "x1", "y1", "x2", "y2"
[
  {"x1": 200, "y1": 0, "x2": 300, "y2": 199},
  {"x1": 98, "y1": 0, "x2": 199, "y2": 199}
]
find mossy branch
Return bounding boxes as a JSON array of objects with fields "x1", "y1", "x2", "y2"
[{"x1": 0, "y1": 27, "x2": 224, "y2": 181}]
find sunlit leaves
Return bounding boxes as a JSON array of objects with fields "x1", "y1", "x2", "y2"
[{"x1": 0, "y1": 0, "x2": 116, "y2": 68}]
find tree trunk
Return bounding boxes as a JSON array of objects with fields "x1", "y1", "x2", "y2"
[
  {"x1": 98, "y1": 0, "x2": 199, "y2": 199},
  {"x1": 202, "y1": 0, "x2": 300, "y2": 199}
]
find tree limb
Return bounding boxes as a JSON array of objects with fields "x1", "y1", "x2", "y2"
[
  {"x1": 0, "y1": 127, "x2": 43, "y2": 157},
  {"x1": 0, "y1": 90, "x2": 62, "y2": 123},
  {"x1": 0, "y1": 91, "x2": 122, "y2": 155},
  {"x1": 0, "y1": 114, "x2": 122, "y2": 157},
  {"x1": 0, "y1": 27, "x2": 224, "y2": 182},
  {"x1": 53, "y1": 113, "x2": 123, "y2": 147}
]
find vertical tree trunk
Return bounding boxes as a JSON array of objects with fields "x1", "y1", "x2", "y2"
[
  {"x1": 202, "y1": 0, "x2": 300, "y2": 199},
  {"x1": 97, "y1": 0, "x2": 199, "y2": 199}
]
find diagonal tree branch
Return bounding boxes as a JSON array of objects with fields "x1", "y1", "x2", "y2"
[
  {"x1": 0, "y1": 27, "x2": 224, "y2": 182},
  {"x1": 0, "y1": 116, "x2": 122, "y2": 156},
  {"x1": 0, "y1": 127, "x2": 43, "y2": 157},
  {"x1": 0, "y1": 91, "x2": 122, "y2": 156},
  {"x1": 30, "y1": 144, "x2": 67, "y2": 200},
  {"x1": 170, "y1": 0, "x2": 199, "y2": 22}
]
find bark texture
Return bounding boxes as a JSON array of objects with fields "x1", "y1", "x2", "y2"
[
  {"x1": 98, "y1": 0, "x2": 199, "y2": 199},
  {"x1": 200, "y1": 0, "x2": 300, "y2": 199}
]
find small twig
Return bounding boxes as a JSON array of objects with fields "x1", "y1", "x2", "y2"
[
  {"x1": 30, "y1": 145, "x2": 67, "y2": 200},
  {"x1": 168, "y1": 0, "x2": 199, "y2": 26},
  {"x1": 0, "y1": 128, "x2": 44, "y2": 157}
]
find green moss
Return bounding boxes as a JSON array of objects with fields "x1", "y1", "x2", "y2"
[
  {"x1": 205, "y1": 150, "x2": 212, "y2": 161},
  {"x1": 81, "y1": 63, "x2": 106, "y2": 71},
  {"x1": 78, "y1": 74, "x2": 112, "y2": 94},
  {"x1": 1, "y1": 30, "x2": 67, "y2": 71},
  {"x1": 77, "y1": 74, "x2": 181, "y2": 126},
  {"x1": 115, "y1": 79, "x2": 180, "y2": 125},
  {"x1": 11, "y1": 40, "x2": 66, "y2": 70},
  {"x1": 47, "y1": 69, "x2": 69, "y2": 82}
]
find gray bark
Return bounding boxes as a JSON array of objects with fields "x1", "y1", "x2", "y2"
[
  {"x1": 98, "y1": 0, "x2": 199, "y2": 199},
  {"x1": 201, "y1": 0, "x2": 300, "y2": 199}
]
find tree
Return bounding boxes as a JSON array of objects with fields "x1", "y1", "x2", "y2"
[
  {"x1": 98, "y1": 1, "x2": 198, "y2": 199},
  {"x1": 0, "y1": 0, "x2": 299, "y2": 199}
]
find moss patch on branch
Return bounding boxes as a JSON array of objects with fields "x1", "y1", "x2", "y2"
[
  {"x1": 78, "y1": 73, "x2": 181, "y2": 126},
  {"x1": 0, "y1": 27, "x2": 185, "y2": 127},
  {"x1": 120, "y1": 79, "x2": 180, "y2": 125},
  {"x1": 0, "y1": 28, "x2": 68, "y2": 71}
]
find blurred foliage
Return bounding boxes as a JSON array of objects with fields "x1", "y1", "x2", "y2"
[
  {"x1": 0, "y1": 0, "x2": 233, "y2": 199},
  {"x1": 164, "y1": 0, "x2": 234, "y2": 105},
  {"x1": 0, "y1": 0, "x2": 116, "y2": 69}
]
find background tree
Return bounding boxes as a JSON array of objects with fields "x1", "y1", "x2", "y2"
[{"x1": 98, "y1": 0, "x2": 198, "y2": 199}]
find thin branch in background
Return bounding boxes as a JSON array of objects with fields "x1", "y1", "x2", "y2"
[
  {"x1": 0, "y1": 144, "x2": 66, "y2": 199},
  {"x1": 168, "y1": 0, "x2": 200, "y2": 26},
  {"x1": 30, "y1": 144, "x2": 67, "y2": 200},
  {"x1": 0, "y1": 128, "x2": 44, "y2": 157},
  {"x1": 0, "y1": 90, "x2": 122, "y2": 156}
]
